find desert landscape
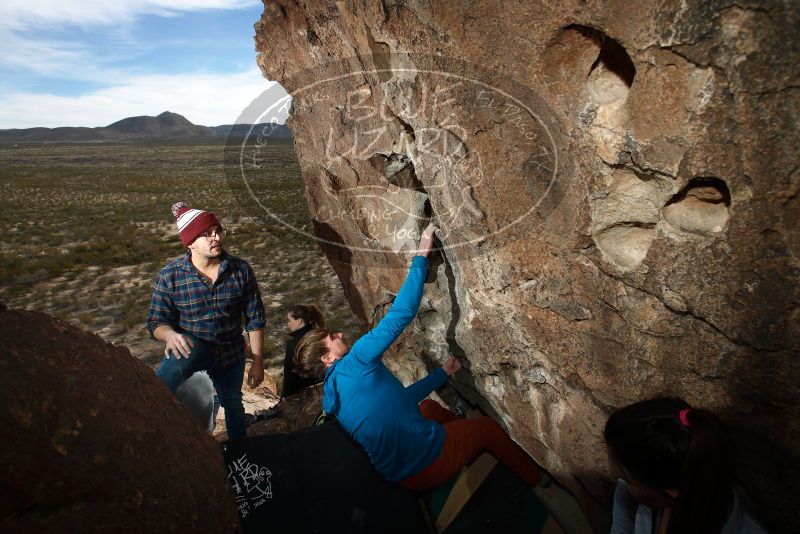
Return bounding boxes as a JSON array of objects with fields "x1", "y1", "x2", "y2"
[{"x1": 0, "y1": 141, "x2": 360, "y2": 381}]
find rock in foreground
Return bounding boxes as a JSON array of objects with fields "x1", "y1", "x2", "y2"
[{"x1": 0, "y1": 308, "x2": 240, "y2": 534}]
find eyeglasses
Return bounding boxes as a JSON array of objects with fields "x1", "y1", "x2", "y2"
[{"x1": 201, "y1": 227, "x2": 226, "y2": 240}]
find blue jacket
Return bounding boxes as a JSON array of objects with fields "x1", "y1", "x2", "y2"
[{"x1": 322, "y1": 255, "x2": 449, "y2": 481}]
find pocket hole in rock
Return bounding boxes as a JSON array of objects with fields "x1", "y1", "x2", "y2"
[
  {"x1": 587, "y1": 32, "x2": 635, "y2": 105},
  {"x1": 368, "y1": 153, "x2": 425, "y2": 191},
  {"x1": 541, "y1": 25, "x2": 631, "y2": 112},
  {"x1": 663, "y1": 177, "x2": 731, "y2": 234}
]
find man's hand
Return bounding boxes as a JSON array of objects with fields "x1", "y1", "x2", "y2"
[
  {"x1": 443, "y1": 355, "x2": 461, "y2": 377},
  {"x1": 416, "y1": 223, "x2": 439, "y2": 257},
  {"x1": 165, "y1": 332, "x2": 193, "y2": 359},
  {"x1": 247, "y1": 357, "x2": 265, "y2": 388}
]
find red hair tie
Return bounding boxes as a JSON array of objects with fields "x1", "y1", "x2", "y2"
[{"x1": 678, "y1": 408, "x2": 691, "y2": 427}]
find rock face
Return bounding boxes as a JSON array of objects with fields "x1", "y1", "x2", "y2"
[
  {"x1": 0, "y1": 308, "x2": 240, "y2": 533},
  {"x1": 253, "y1": 1, "x2": 799, "y2": 531}
]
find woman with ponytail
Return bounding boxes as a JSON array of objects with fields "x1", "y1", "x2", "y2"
[
  {"x1": 281, "y1": 304, "x2": 326, "y2": 398},
  {"x1": 604, "y1": 397, "x2": 766, "y2": 534}
]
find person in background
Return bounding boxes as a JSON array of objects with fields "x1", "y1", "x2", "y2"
[
  {"x1": 293, "y1": 224, "x2": 545, "y2": 491},
  {"x1": 604, "y1": 396, "x2": 767, "y2": 534},
  {"x1": 147, "y1": 201, "x2": 266, "y2": 439},
  {"x1": 282, "y1": 304, "x2": 326, "y2": 399}
]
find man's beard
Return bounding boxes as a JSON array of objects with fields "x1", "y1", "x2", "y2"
[{"x1": 206, "y1": 246, "x2": 224, "y2": 257}]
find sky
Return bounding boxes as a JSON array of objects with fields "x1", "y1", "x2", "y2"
[{"x1": 0, "y1": 0, "x2": 290, "y2": 128}]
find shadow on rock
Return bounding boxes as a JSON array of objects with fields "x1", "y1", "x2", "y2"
[{"x1": 0, "y1": 307, "x2": 240, "y2": 534}]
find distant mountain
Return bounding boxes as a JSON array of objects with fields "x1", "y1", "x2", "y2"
[
  {"x1": 105, "y1": 111, "x2": 216, "y2": 139},
  {"x1": 0, "y1": 112, "x2": 292, "y2": 144}
]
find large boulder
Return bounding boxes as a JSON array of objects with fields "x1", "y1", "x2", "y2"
[
  {"x1": 0, "y1": 308, "x2": 240, "y2": 533},
  {"x1": 251, "y1": 1, "x2": 799, "y2": 531}
]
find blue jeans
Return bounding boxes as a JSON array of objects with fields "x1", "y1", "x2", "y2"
[{"x1": 155, "y1": 336, "x2": 247, "y2": 439}]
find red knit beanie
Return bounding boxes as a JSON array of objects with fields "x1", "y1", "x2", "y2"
[{"x1": 171, "y1": 202, "x2": 222, "y2": 246}]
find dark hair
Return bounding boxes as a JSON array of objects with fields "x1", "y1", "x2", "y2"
[
  {"x1": 293, "y1": 327, "x2": 331, "y2": 380},
  {"x1": 288, "y1": 304, "x2": 325, "y2": 328},
  {"x1": 604, "y1": 397, "x2": 735, "y2": 534}
]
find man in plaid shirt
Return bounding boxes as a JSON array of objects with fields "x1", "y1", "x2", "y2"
[{"x1": 147, "y1": 202, "x2": 266, "y2": 439}]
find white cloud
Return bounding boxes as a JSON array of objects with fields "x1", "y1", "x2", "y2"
[
  {"x1": 0, "y1": 0, "x2": 278, "y2": 129},
  {"x1": 0, "y1": 31, "x2": 97, "y2": 76},
  {"x1": 0, "y1": 69, "x2": 290, "y2": 128},
  {"x1": 0, "y1": 1, "x2": 259, "y2": 30},
  {"x1": 0, "y1": 0, "x2": 261, "y2": 78}
]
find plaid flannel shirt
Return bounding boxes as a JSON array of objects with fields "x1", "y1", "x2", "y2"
[{"x1": 147, "y1": 251, "x2": 266, "y2": 368}]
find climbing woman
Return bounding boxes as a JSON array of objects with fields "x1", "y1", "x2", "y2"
[
  {"x1": 604, "y1": 396, "x2": 766, "y2": 534},
  {"x1": 281, "y1": 304, "x2": 326, "y2": 399},
  {"x1": 293, "y1": 224, "x2": 545, "y2": 491}
]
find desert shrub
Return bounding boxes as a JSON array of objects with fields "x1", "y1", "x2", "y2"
[
  {"x1": 0, "y1": 143, "x2": 353, "y2": 366},
  {"x1": 122, "y1": 298, "x2": 147, "y2": 331}
]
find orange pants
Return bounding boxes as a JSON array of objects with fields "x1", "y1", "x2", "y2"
[{"x1": 398, "y1": 399, "x2": 542, "y2": 491}]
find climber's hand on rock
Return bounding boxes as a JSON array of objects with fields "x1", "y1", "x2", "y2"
[
  {"x1": 165, "y1": 332, "x2": 193, "y2": 359},
  {"x1": 417, "y1": 224, "x2": 439, "y2": 257},
  {"x1": 443, "y1": 355, "x2": 461, "y2": 377}
]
